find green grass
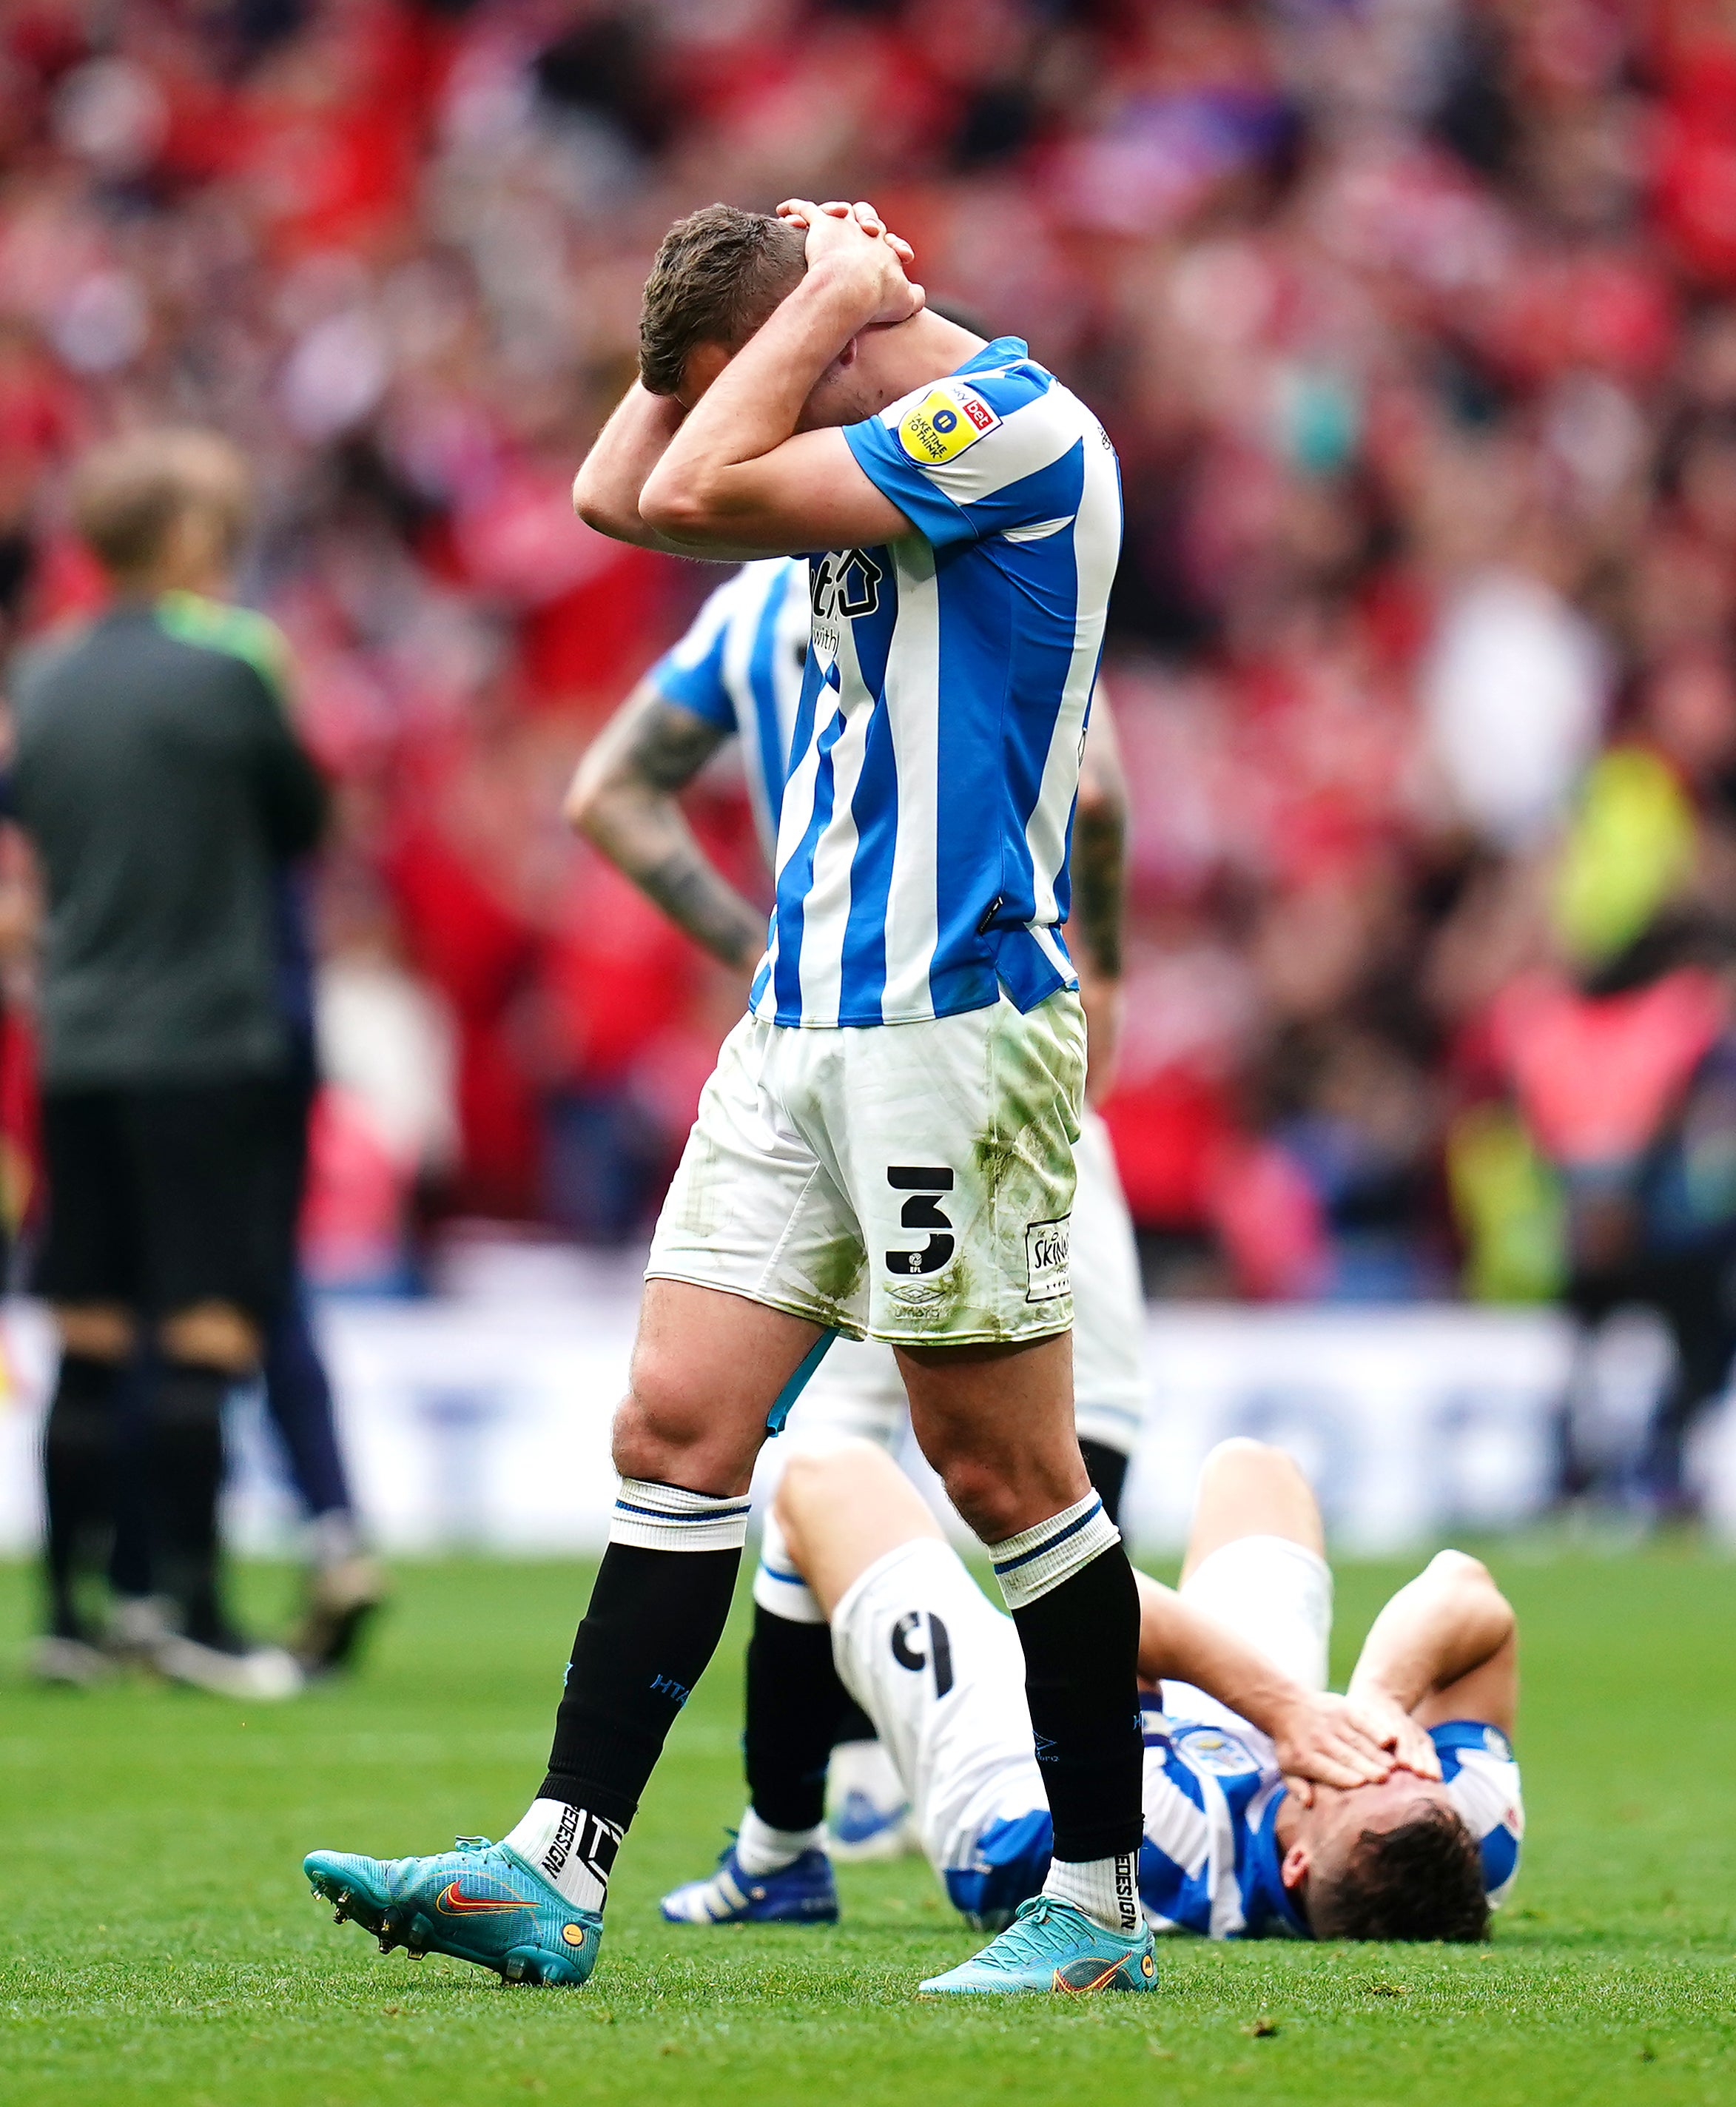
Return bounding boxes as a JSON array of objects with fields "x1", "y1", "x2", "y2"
[{"x1": 3, "y1": 1550, "x2": 1734, "y2": 2107}]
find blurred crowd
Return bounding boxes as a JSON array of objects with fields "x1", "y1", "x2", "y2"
[{"x1": 7, "y1": 0, "x2": 1736, "y2": 1462}]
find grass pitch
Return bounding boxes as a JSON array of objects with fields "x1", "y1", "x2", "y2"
[{"x1": 3, "y1": 1548, "x2": 1733, "y2": 2107}]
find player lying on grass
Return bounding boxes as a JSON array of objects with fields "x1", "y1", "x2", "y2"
[{"x1": 662, "y1": 1437, "x2": 1522, "y2": 1979}]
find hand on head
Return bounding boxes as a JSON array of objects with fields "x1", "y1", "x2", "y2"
[
  {"x1": 1274, "y1": 1690, "x2": 1404, "y2": 1807},
  {"x1": 1342, "y1": 1689, "x2": 1442, "y2": 1786},
  {"x1": 776, "y1": 198, "x2": 924, "y2": 327}
]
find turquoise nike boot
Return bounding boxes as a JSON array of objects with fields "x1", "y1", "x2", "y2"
[
  {"x1": 918, "y1": 1895, "x2": 1157, "y2": 1995},
  {"x1": 305, "y1": 1836, "x2": 600, "y2": 1986}
]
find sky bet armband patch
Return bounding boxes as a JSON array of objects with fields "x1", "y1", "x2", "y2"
[{"x1": 898, "y1": 383, "x2": 1000, "y2": 466}]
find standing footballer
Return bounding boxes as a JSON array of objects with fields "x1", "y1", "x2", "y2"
[
  {"x1": 305, "y1": 198, "x2": 1151, "y2": 1996},
  {"x1": 565, "y1": 551, "x2": 1148, "y2": 1879}
]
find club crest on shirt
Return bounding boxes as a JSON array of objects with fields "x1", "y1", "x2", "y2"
[
  {"x1": 898, "y1": 383, "x2": 1000, "y2": 466},
  {"x1": 1170, "y1": 1724, "x2": 1259, "y2": 1775}
]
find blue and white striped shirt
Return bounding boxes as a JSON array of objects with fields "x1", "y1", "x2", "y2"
[
  {"x1": 647, "y1": 343, "x2": 1120, "y2": 1032},
  {"x1": 667, "y1": 339, "x2": 1120, "y2": 1029},
  {"x1": 949, "y1": 1711, "x2": 1523, "y2": 1938},
  {"x1": 647, "y1": 557, "x2": 810, "y2": 867},
  {"x1": 1134, "y1": 1709, "x2": 1524, "y2": 1939}
]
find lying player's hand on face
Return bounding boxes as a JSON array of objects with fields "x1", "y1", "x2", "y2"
[
  {"x1": 1342, "y1": 1691, "x2": 1442, "y2": 1783},
  {"x1": 776, "y1": 197, "x2": 923, "y2": 326},
  {"x1": 1274, "y1": 1691, "x2": 1398, "y2": 1807}
]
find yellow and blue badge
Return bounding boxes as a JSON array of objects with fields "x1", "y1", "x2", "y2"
[{"x1": 898, "y1": 383, "x2": 1000, "y2": 466}]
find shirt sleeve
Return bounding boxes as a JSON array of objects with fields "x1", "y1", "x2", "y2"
[
  {"x1": 844, "y1": 362, "x2": 1083, "y2": 549},
  {"x1": 239, "y1": 659, "x2": 328, "y2": 859},
  {"x1": 1432, "y1": 1722, "x2": 1524, "y2": 1907},
  {"x1": 647, "y1": 571, "x2": 745, "y2": 731}
]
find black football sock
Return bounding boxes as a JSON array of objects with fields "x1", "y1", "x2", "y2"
[
  {"x1": 147, "y1": 1361, "x2": 232, "y2": 1646},
  {"x1": 744, "y1": 1602, "x2": 854, "y2": 1834},
  {"x1": 541, "y1": 1540, "x2": 741, "y2": 1827},
  {"x1": 42, "y1": 1354, "x2": 123, "y2": 1641},
  {"x1": 1012, "y1": 1544, "x2": 1144, "y2": 1864},
  {"x1": 1077, "y1": 1437, "x2": 1130, "y2": 1528},
  {"x1": 521, "y1": 1479, "x2": 751, "y2": 1915},
  {"x1": 832, "y1": 1694, "x2": 877, "y2": 1748},
  {"x1": 989, "y1": 1493, "x2": 1144, "y2": 1931}
]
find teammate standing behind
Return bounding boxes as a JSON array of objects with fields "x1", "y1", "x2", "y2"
[
  {"x1": 13, "y1": 430, "x2": 327, "y2": 1698},
  {"x1": 564, "y1": 554, "x2": 1145, "y2": 1859},
  {"x1": 306, "y1": 197, "x2": 1148, "y2": 1998}
]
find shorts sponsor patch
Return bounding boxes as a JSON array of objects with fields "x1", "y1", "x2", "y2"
[
  {"x1": 898, "y1": 383, "x2": 1000, "y2": 466},
  {"x1": 1025, "y1": 1215, "x2": 1071, "y2": 1303}
]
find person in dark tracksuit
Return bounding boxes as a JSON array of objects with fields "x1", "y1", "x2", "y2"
[{"x1": 12, "y1": 429, "x2": 327, "y2": 1698}]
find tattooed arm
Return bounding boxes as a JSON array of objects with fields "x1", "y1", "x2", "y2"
[
  {"x1": 1070, "y1": 692, "x2": 1128, "y2": 1106},
  {"x1": 564, "y1": 679, "x2": 767, "y2": 972}
]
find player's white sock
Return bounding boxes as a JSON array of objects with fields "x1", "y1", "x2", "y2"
[
  {"x1": 735, "y1": 1804, "x2": 823, "y2": 1875},
  {"x1": 503, "y1": 1797, "x2": 620, "y2": 1913},
  {"x1": 986, "y1": 1491, "x2": 1120, "y2": 1611},
  {"x1": 753, "y1": 1510, "x2": 825, "y2": 1624},
  {"x1": 1042, "y1": 1852, "x2": 1142, "y2": 1938}
]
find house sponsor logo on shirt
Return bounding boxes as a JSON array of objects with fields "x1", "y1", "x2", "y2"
[{"x1": 898, "y1": 383, "x2": 1000, "y2": 466}]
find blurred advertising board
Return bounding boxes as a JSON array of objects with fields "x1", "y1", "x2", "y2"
[{"x1": 1, "y1": 1296, "x2": 1733, "y2": 1556}]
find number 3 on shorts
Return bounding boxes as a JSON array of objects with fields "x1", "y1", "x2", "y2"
[{"x1": 886, "y1": 1166, "x2": 955, "y2": 1277}]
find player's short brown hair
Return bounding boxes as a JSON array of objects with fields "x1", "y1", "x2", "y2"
[
  {"x1": 639, "y1": 204, "x2": 807, "y2": 397},
  {"x1": 1308, "y1": 1803, "x2": 1490, "y2": 1943},
  {"x1": 70, "y1": 428, "x2": 252, "y2": 582}
]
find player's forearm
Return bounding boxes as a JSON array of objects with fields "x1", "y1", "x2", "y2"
[
  {"x1": 1134, "y1": 1572, "x2": 1307, "y2": 1739},
  {"x1": 1069, "y1": 706, "x2": 1128, "y2": 980},
  {"x1": 1069, "y1": 800, "x2": 1126, "y2": 981},
  {"x1": 573, "y1": 383, "x2": 694, "y2": 552},
  {"x1": 1347, "y1": 1552, "x2": 1515, "y2": 1711},
  {"x1": 639, "y1": 261, "x2": 878, "y2": 541},
  {"x1": 573, "y1": 782, "x2": 763, "y2": 971}
]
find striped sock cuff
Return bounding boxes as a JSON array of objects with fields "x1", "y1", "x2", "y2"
[
  {"x1": 988, "y1": 1492, "x2": 1121, "y2": 1611},
  {"x1": 610, "y1": 1478, "x2": 753, "y2": 1553},
  {"x1": 751, "y1": 1511, "x2": 824, "y2": 1624}
]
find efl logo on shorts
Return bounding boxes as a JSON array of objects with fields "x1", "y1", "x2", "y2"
[
  {"x1": 898, "y1": 384, "x2": 1000, "y2": 466},
  {"x1": 1025, "y1": 1215, "x2": 1071, "y2": 1303}
]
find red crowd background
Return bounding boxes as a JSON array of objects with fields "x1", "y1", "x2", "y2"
[{"x1": 7, "y1": 0, "x2": 1736, "y2": 1323}]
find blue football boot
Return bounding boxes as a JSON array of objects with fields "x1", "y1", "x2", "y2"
[
  {"x1": 305, "y1": 1836, "x2": 600, "y2": 1986},
  {"x1": 918, "y1": 1896, "x2": 1158, "y2": 1995},
  {"x1": 824, "y1": 1740, "x2": 918, "y2": 1863},
  {"x1": 827, "y1": 1788, "x2": 918, "y2": 1863},
  {"x1": 661, "y1": 1839, "x2": 839, "y2": 1925}
]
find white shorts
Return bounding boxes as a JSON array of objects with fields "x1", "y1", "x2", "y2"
[
  {"x1": 647, "y1": 991, "x2": 1085, "y2": 1346},
  {"x1": 830, "y1": 1537, "x2": 1041, "y2": 1878},
  {"x1": 781, "y1": 1108, "x2": 1146, "y2": 1453},
  {"x1": 1159, "y1": 1534, "x2": 1333, "y2": 1734}
]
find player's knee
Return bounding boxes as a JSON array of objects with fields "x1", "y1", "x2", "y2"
[
  {"x1": 936, "y1": 1455, "x2": 1026, "y2": 1544},
  {"x1": 610, "y1": 1388, "x2": 744, "y2": 1494},
  {"x1": 1426, "y1": 1547, "x2": 1493, "y2": 1588},
  {"x1": 158, "y1": 1301, "x2": 260, "y2": 1375},
  {"x1": 775, "y1": 1437, "x2": 881, "y2": 1531},
  {"x1": 610, "y1": 1391, "x2": 684, "y2": 1482},
  {"x1": 1202, "y1": 1435, "x2": 1286, "y2": 1476},
  {"x1": 53, "y1": 1303, "x2": 136, "y2": 1362},
  {"x1": 1200, "y1": 1436, "x2": 1303, "y2": 1498}
]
